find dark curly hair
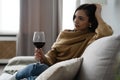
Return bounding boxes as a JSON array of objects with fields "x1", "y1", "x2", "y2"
[{"x1": 73, "y1": 4, "x2": 98, "y2": 32}]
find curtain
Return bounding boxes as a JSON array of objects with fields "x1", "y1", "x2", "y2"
[{"x1": 16, "y1": 0, "x2": 63, "y2": 56}]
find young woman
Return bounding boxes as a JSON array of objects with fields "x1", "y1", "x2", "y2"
[{"x1": 14, "y1": 4, "x2": 113, "y2": 80}]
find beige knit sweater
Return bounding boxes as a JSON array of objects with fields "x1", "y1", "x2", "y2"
[{"x1": 44, "y1": 22, "x2": 113, "y2": 65}]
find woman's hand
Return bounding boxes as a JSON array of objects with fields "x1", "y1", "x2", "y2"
[
  {"x1": 95, "y1": 4, "x2": 102, "y2": 17},
  {"x1": 95, "y1": 4, "x2": 104, "y2": 24},
  {"x1": 34, "y1": 48, "x2": 44, "y2": 63}
]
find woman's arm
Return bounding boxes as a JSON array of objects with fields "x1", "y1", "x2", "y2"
[
  {"x1": 88, "y1": 4, "x2": 113, "y2": 45},
  {"x1": 95, "y1": 4, "x2": 113, "y2": 38}
]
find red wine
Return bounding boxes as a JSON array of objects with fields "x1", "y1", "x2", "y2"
[{"x1": 33, "y1": 42, "x2": 45, "y2": 48}]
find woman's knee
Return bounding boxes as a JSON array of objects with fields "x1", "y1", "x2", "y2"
[
  {"x1": 16, "y1": 63, "x2": 36, "y2": 79},
  {"x1": 15, "y1": 63, "x2": 49, "y2": 79},
  {"x1": 31, "y1": 63, "x2": 49, "y2": 76}
]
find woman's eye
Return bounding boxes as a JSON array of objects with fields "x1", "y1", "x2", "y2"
[{"x1": 79, "y1": 17, "x2": 84, "y2": 20}]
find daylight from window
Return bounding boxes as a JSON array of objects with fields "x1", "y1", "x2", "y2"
[
  {"x1": 62, "y1": 0, "x2": 76, "y2": 30},
  {"x1": 0, "y1": 0, "x2": 20, "y2": 34}
]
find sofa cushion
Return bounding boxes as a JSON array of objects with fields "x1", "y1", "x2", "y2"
[
  {"x1": 3, "y1": 56, "x2": 36, "y2": 75},
  {"x1": 115, "y1": 50, "x2": 120, "y2": 80},
  {"x1": 0, "y1": 73, "x2": 13, "y2": 80},
  {"x1": 76, "y1": 34, "x2": 120, "y2": 80},
  {"x1": 36, "y1": 57, "x2": 83, "y2": 80}
]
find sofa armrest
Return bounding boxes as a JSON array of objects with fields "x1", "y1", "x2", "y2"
[
  {"x1": 7, "y1": 56, "x2": 36, "y2": 65},
  {"x1": 3, "y1": 56, "x2": 37, "y2": 74}
]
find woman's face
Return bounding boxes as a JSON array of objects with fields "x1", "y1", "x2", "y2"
[{"x1": 73, "y1": 10, "x2": 90, "y2": 31}]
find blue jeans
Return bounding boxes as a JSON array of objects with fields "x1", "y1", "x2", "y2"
[{"x1": 15, "y1": 63, "x2": 49, "y2": 80}]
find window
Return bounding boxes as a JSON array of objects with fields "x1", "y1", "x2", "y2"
[
  {"x1": 0, "y1": 0, "x2": 20, "y2": 35},
  {"x1": 62, "y1": 0, "x2": 77, "y2": 30}
]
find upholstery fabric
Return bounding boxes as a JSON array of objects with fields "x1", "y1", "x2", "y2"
[
  {"x1": 36, "y1": 57, "x2": 83, "y2": 80},
  {"x1": 76, "y1": 34, "x2": 120, "y2": 80},
  {"x1": 3, "y1": 56, "x2": 36, "y2": 75},
  {"x1": 115, "y1": 50, "x2": 120, "y2": 80}
]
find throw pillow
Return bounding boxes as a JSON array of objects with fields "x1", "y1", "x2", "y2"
[
  {"x1": 76, "y1": 34, "x2": 120, "y2": 80},
  {"x1": 35, "y1": 57, "x2": 83, "y2": 80}
]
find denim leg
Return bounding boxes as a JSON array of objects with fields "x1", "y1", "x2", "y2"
[
  {"x1": 15, "y1": 63, "x2": 49, "y2": 80},
  {"x1": 27, "y1": 76, "x2": 37, "y2": 80}
]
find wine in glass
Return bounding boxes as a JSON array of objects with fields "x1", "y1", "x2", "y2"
[{"x1": 33, "y1": 32, "x2": 45, "y2": 48}]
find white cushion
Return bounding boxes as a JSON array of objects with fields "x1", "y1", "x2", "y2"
[
  {"x1": 36, "y1": 57, "x2": 83, "y2": 80},
  {"x1": 3, "y1": 56, "x2": 36, "y2": 75},
  {"x1": 77, "y1": 35, "x2": 120, "y2": 80},
  {"x1": 0, "y1": 73, "x2": 13, "y2": 80},
  {"x1": 115, "y1": 50, "x2": 120, "y2": 80}
]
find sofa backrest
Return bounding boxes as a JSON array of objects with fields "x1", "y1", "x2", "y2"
[{"x1": 76, "y1": 34, "x2": 120, "y2": 80}]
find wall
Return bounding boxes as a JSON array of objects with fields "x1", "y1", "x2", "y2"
[{"x1": 102, "y1": 0, "x2": 120, "y2": 34}]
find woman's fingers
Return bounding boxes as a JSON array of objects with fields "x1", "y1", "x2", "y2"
[
  {"x1": 95, "y1": 4, "x2": 102, "y2": 16},
  {"x1": 35, "y1": 48, "x2": 43, "y2": 54},
  {"x1": 34, "y1": 48, "x2": 44, "y2": 62}
]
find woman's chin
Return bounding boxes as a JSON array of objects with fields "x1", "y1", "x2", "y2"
[{"x1": 74, "y1": 27, "x2": 81, "y2": 31}]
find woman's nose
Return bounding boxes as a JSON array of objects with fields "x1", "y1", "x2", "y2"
[{"x1": 74, "y1": 18, "x2": 79, "y2": 23}]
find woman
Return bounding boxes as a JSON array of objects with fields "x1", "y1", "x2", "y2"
[{"x1": 14, "y1": 4, "x2": 113, "y2": 80}]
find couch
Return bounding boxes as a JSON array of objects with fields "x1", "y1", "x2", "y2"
[{"x1": 0, "y1": 34, "x2": 120, "y2": 80}]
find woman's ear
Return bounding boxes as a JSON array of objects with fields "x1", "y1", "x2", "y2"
[{"x1": 89, "y1": 23, "x2": 92, "y2": 28}]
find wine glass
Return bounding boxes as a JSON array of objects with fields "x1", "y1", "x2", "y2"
[{"x1": 33, "y1": 31, "x2": 45, "y2": 49}]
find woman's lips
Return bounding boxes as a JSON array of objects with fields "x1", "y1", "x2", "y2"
[{"x1": 75, "y1": 24, "x2": 80, "y2": 28}]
